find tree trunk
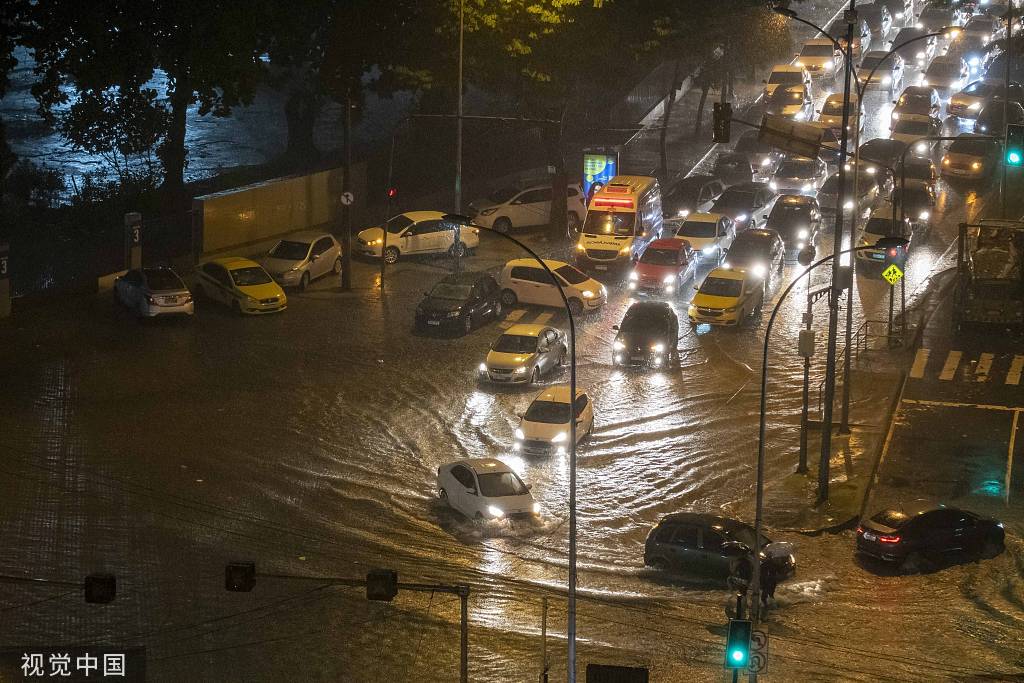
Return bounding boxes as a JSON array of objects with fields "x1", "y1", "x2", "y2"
[
  {"x1": 694, "y1": 81, "x2": 711, "y2": 140},
  {"x1": 284, "y1": 88, "x2": 321, "y2": 166},
  {"x1": 659, "y1": 59, "x2": 682, "y2": 180},
  {"x1": 546, "y1": 105, "x2": 569, "y2": 242},
  {"x1": 159, "y1": 69, "x2": 191, "y2": 209}
]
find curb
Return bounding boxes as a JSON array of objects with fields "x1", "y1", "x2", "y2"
[{"x1": 858, "y1": 371, "x2": 909, "y2": 523}]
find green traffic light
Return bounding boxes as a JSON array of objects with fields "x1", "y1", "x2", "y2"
[
  {"x1": 730, "y1": 649, "x2": 747, "y2": 664},
  {"x1": 1008, "y1": 150, "x2": 1023, "y2": 166}
]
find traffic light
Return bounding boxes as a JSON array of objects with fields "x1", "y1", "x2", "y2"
[
  {"x1": 366, "y1": 568, "x2": 398, "y2": 602},
  {"x1": 1006, "y1": 123, "x2": 1024, "y2": 166},
  {"x1": 713, "y1": 102, "x2": 733, "y2": 143},
  {"x1": 724, "y1": 618, "x2": 752, "y2": 669},
  {"x1": 883, "y1": 244, "x2": 907, "y2": 270}
]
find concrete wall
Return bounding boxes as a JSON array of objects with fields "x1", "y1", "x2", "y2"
[{"x1": 193, "y1": 163, "x2": 366, "y2": 257}]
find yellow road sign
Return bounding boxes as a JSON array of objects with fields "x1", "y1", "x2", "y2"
[{"x1": 881, "y1": 263, "x2": 903, "y2": 285}]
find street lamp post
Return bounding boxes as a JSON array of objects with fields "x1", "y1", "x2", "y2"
[
  {"x1": 442, "y1": 214, "x2": 580, "y2": 683},
  {"x1": 455, "y1": 0, "x2": 465, "y2": 215}
]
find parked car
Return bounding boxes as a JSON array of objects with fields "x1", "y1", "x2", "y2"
[
  {"x1": 891, "y1": 27, "x2": 937, "y2": 66},
  {"x1": 711, "y1": 182, "x2": 776, "y2": 231},
  {"x1": 975, "y1": 97, "x2": 1024, "y2": 134},
  {"x1": 468, "y1": 181, "x2": 586, "y2": 233},
  {"x1": 941, "y1": 133, "x2": 1003, "y2": 179},
  {"x1": 892, "y1": 180, "x2": 937, "y2": 229},
  {"x1": 860, "y1": 5, "x2": 895, "y2": 40},
  {"x1": 796, "y1": 38, "x2": 844, "y2": 80},
  {"x1": 356, "y1": 211, "x2": 478, "y2": 264},
  {"x1": 662, "y1": 175, "x2": 726, "y2": 218},
  {"x1": 688, "y1": 267, "x2": 764, "y2": 326},
  {"x1": 478, "y1": 324, "x2": 567, "y2": 384},
  {"x1": 762, "y1": 64, "x2": 813, "y2": 98},
  {"x1": 857, "y1": 50, "x2": 905, "y2": 93},
  {"x1": 733, "y1": 129, "x2": 783, "y2": 177},
  {"x1": 114, "y1": 267, "x2": 193, "y2": 318},
  {"x1": 669, "y1": 213, "x2": 736, "y2": 263},
  {"x1": 857, "y1": 502, "x2": 1004, "y2": 571},
  {"x1": 713, "y1": 151, "x2": 755, "y2": 186},
  {"x1": 514, "y1": 385, "x2": 594, "y2": 456},
  {"x1": 611, "y1": 301, "x2": 679, "y2": 368},
  {"x1": 769, "y1": 156, "x2": 829, "y2": 196},
  {"x1": 763, "y1": 194, "x2": 822, "y2": 253},
  {"x1": 921, "y1": 53, "x2": 970, "y2": 97},
  {"x1": 949, "y1": 79, "x2": 1024, "y2": 118},
  {"x1": 628, "y1": 238, "x2": 697, "y2": 297},
  {"x1": 414, "y1": 271, "x2": 503, "y2": 335},
  {"x1": 722, "y1": 228, "x2": 785, "y2": 280},
  {"x1": 643, "y1": 513, "x2": 797, "y2": 582},
  {"x1": 764, "y1": 84, "x2": 814, "y2": 121},
  {"x1": 194, "y1": 257, "x2": 286, "y2": 315},
  {"x1": 437, "y1": 458, "x2": 540, "y2": 520},
  {"x1": 261, "y1": 231, "x2": 341, "y2": 290},
  {"x1": 497, "y1": 259, "x2": 606, "y2": 316}
]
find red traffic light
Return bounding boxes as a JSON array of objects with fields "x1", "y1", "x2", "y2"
[{"x1": 387, "y1": 188, "x2": 397, "y2": 198}]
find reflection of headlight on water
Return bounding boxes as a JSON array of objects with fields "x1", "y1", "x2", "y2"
[
  {"x1": 752, "y1": 264, "x2": 767, "y2": 278},
  {"x1": 613, "y1": 340, "x2": 625, "y2": 350},
  {"x1": 662, "y1": 274, "x2": 675, "y2": 284},
  {"x1": 627, "y1": 282, "x2": 636, "y2": 290},
  {"x1": 798, "y1": 229, "x2": 809, "y2": 239},
  {"x1": 556, "y1": 446, "x2": 566, "y2": 455},
  {"x1": 761, "y1": 158, "x2": 771, "y2": 167},
  {"x1": 487, "y1": 505, "x2": 504, "y2": 518},
  {"x1": 652, "y1": 343, "x2": 665, "y2": 353},
  {"x1": 515, "y1": 428, "x2": 525, "y2": 440},
  {"x1": 919, "y1": 210, "x2": 930, "y2": 220},
  {"x1": 797, "y1": 242, "x2": 805, "y2": 249},
  {"x1": 844, "y1": 200, "x2": 854, "y2": 209},
  {"x1": 552, "y1": 431, "x2": 567, "y2": 443},
  {"x1": 628, "y1": 271, "x2": 638, "y2": 281}
]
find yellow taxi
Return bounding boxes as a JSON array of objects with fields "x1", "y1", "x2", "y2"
[
  {"x1": 195, "y1": 257, "x2": 287, "y2": 315},
  {"x1": 688, "y1": 267, "x2": 764, "y2": 326}
]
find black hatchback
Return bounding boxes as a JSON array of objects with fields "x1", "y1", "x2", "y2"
[
  {"x1": 414, "y1": 271, "x2": 503, "y2": 335},
  {"x1": 611, "y1": 301, "x2": 678, "y2": 368},
  {"x1": 857, "y1": 502, "x2": 1005, "y2": 572}
]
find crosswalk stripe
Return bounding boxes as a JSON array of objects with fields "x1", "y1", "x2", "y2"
[
  {"x1": 939, "y1": 351, "x2": 962, "y2": 381},
  {"x1": 499, "y1": 308, "x2": 527, "y2": 329},
  {"x1": 975, "y1": 353, "x2": 994, "y2": 382},
  {"x1": 910, "y1": 349, "x2": 930, "y2": 379},
  {"x1": 534, "y1": 311, "x2": 554, "y2": 325},
  {"x1": 1008, "y1": 355, "x2": 1024, "y2": 386}
]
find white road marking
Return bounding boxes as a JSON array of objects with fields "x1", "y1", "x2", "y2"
[
  {"x1": 1007, "y1": 410, "x2": 1020, "y2": 504},
  {"x1": 499, "y1": 308, "x2": 526, "y2": 329},
  {"x1": 938, "y1": 351, "x2": 962, "y2": 381},
  {"x1": 902, "y1": 398, "x2": 1024, "y2": 412},
  {"x1": 975, "y1": 353, "x2": 994, "y2": 382},
  {"x1": 1008, "y1": 355, "x2": 1024, "y2": 386},
  {"x1": 910, "y1": 348, "x2": 930, "y2": 378},
  {"x1": 534, "y1": 311, "x2": 554, "y2": 325}
]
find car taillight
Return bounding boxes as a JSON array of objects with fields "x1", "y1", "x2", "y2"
[
  {"x1": 856, "y1": 525, "x2": 864, "y2": 535},
  {"x1": 878, "y1": 534, "x2": 901, "y2": 543}
]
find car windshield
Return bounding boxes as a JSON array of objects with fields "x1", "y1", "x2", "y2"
[
  {"x1": 726, "y1": 239, "x2": 769, "y2": 262},
  {"x1": 429, "y1": 283, "x2": 472, "y2": 300},
  {"x1": 677, "y1": 220, "x2": 717, "y2": 238},
  {"x1": 768, "y1": 71, "x2": 803, "y2": 85},
  {"x1": 524, "y1": 400, "x2": 570, "y2": 424},
  {"x1": 864, "y1": 217, "x2": 899, "y2": 237},
  {"x1": 622, "y1": 311, "x2": 666, "y2": 335},
  {"x1": 920, "y1": 9, "x2": 947, "y2": 22},
  {"x1": 769, "y1": 206, "x2": 809, "y2": 230},
  {"x1": 896, "y1": 188, "x2": 930, "y2": 206},
  {"x1": 269, "y1": 240, "x2": 311, "y2": 260},
  {"x1": 555, "y1": 264, "x2": 590, "y2": 285},
  {"x1": 822, "y1": 99, "x2": 846, "y2": 115},
  {"x1": 894, "y1": 120, "x2": 932, "y2": 135},
  {"x1": 583, "y1": 210, "x2": 635, "y2": 236},
  {"x1": 488, "y1": 186, "x2": 519, "y2": 204},
  {"x1": 667, "y1": 184, "x2": 700, "y2": 204},
  {"x1": 713, "y1": 192, "x2": 753, "y2": 212},
  {"x1": 963, "y1": 81, "x2": 994, "y2": 96},
  {"x1": 871, "y1": 509, "x2": 910, "y2": 528},
  {"x1": 928, "y1": 62, "x2": 960, "y2": 77},
  {"x1": 143, "y1": 269, "x2": 184, "y2": 290},
  {"x1": 778, "y1": 159, "x2": 816, "y2": 177},
  {"x1": 860, "y1": 55, "x2": 889, "y2": 70},
  {"x1": 801, "y1": 44, "x2": 834, "y2": 57},
  {"x1": 230, "y1": 266, "x2": 273, "y2": 287},
  {"x1": 640, "y1": 247, "x2": 679, "y2": 265},
  {"x1": 700, "y1": 276, "x2": 743, "y2": 297},
  {"x1": 769, "y1": 88, "x2": 804, "y2": 105},
  {"x1": 493, "y1": 334, "x2": 538, "y2": 353},
  {"x1": 386, "y1": 215, "x2": 415, "y2": 234},
  {"x1": 898, "y1": 94, "x2": 931, "y2": 109},
  {"x1": 902, "y1": 161, "x2": 932, "y2": 180},
  {"x1": 950, "y1": 138, "x2": 995, "y2": 155},
  {"x1": 477, "y1": 471, "x2": 530, "y2": 498}
]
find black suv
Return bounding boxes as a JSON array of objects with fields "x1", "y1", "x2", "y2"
[
  {"x1": 644, "y1": 513, "x2": 796, "y2": 582},
  {"x1": 611, "y1": 301, "x2": 678, "y2": 368},
  {"x1": 415, "y1": 272, "x2": 502, "y2": 335},
  {"x1": 662, "y1": 175, "x2": 726, "y2": 218},
  {"x1": 763, "y1": 195, "x2": 821, "y2": 253},
  {"x1": 723, "y1": 229, "x2": 785, "y2": 280}
]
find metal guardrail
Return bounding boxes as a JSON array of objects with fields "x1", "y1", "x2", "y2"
[{"x1": 815, "y1": 318, "x2": 912, "y2": 417}]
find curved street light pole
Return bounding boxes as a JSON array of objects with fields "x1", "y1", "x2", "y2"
[{"x1": 441, "y1": 213, "x2": 580, "y2": 682}]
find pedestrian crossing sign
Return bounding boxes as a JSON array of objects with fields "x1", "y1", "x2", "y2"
[{"x1": 881, "y1": 264, "x2": 903, "y2": 285}]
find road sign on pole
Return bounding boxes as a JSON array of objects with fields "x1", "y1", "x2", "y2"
[
  {"x1": 747, "y1": 629, "x2": 768, "y2": 675},
  {"x1": 340, "y1": 191, "x2": 355, "y2": 206},
  {"x1": 881, "y1": 263, "x2": 904, "y2": 285}
]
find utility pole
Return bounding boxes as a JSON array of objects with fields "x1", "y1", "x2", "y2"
[
  {"x1": 1002, "y1": 1, "x2": 1014, "y2": 217},
  {"x1": 455, "y1": 0, "x2": 465, "y2": 214},
  {"x1": 341, "y1": 88, "x2": 353, "y2": 290},
  {"x1": 540, "y1": 596, "x2": 549, "y2": 683}
]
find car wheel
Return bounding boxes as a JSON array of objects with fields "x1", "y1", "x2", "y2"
[
  {"x1": 300, "y1": 272, "x2": 310, "y2": 291},
  {"x1": 494, "y1": 217, "x2": 512, "y2": 234},
  {"x1": 493, "y1": 300, "x2": 504, "y2": 319},
  {"x1": 901, "y1": 551, "x2": 932, "y2": 574},
  {"x1": 383, "y1": 246, "x2": 400, "y2": 264},
  {"x1": 474, "y1": 512, "x2": 484, "y2": 522},
  {"x1": 500, "y1": 289, "x2": 517, "y2": 307},
  {"x1": 531, "y1": 366, "x2": 540, "y2": 384},
  {"x1": 650, "y1": 557, "x2": 670, "y2": 572},
  {"x1": 557, "y1": 348, "x2": 567, "y2": 367},
  {"x1": 567, "y1": 212, "x2": 581, "y2": 232},
  {"x1": 568, "y1": 298, "x2": 584, "y2": 318},
  {"x1": 450, "y1": 241, "x2": 467, "y2": 258},
  {"x1": 232, "y1": 300, "x2": 243, "y2": 316},
  {"x1": 462, "y1": 315, "x2": 473, "y2": 335},
  {"x1": 439, "y1": 488, "x2": 448, "y2": 501},
  {"x1": 333, "y1": 258, "x2": 342, "y2": 275},
  {"x1": 981, "y1": 534, "x2": 1004, "y2": 559}
]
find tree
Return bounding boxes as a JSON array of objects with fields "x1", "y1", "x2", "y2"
[{"x1": 0, "y1": 0, "x2": 30, "y2": 201}]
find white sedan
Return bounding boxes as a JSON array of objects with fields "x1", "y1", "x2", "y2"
[
  {"x1": 437, "y1": 458, "x2": 540, "y2": 520},
  {"x1": 356, "y1": 211, "x2": 479, "y2": 264},
  {"x1": 514, "y1": 385, "x2": 594, "y2": 456},
  {"x1": 769, "y1": 156, "x2": 829, "y2": 196}
]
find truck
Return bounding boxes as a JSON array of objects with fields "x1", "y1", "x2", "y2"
[{"x1": 954, "y1": 220, "x2": 1024, "y2": 331}]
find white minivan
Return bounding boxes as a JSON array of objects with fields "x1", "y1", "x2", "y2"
[
  {"x1": 469, "y1": 182, "x2": 587, "y2": 233},
  {"x1": 497, "y1": 258, "x2": 606, "y2": 316},
  {"x1": 575, "y1": 175, "x2": 663, "y2": 272}
]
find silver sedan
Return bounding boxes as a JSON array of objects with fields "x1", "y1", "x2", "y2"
[
  {"x1": 114, "y1": 267, "x2": 194, "y2": 317},
  {"x1": 479, "y1": 324, "x2": 567, "y2": 384},
  {"x1": 769, "y1": 156, "x2": 829, "y2": 196}
]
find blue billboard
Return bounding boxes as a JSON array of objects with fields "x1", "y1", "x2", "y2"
[{"x1": 583, "y1": 150, "x2": 618, "y2": 204}]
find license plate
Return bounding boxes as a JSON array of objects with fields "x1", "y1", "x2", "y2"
[
  {"x1": 630, "y1": 356, "x2": 644, "y2": 362},
  {"x1": 870, "y1": 253, "x2": 884, "y2": 260},
  {"x1": 428, "y1": 320, "x2": 440, "y2": 326},
  {"x1": 595, "y1": 265, "x2": 608, "y2": 271},
  {"x1": 862, "y1": 531, "x2": 877, "y2": 541}
]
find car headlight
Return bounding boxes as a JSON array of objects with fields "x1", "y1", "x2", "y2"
[
  {"x1": 513, "y1": 366, "x2": 528, "y2": 375},
  {"x1": 844, "y1": 200, "x2": 854, "y2": 209},
  {"x1": 752, "y1": 263, "x2": 767, "y2": 278},
  {"x1": 678, "y1": 209, "x2": 690, "y2": 217},
  {"x1": 760, "y1": 157, "x2": 771, "y2": 167},
  {"x1": 801, "y1": 183, "x2": 812, "y2": 192},
  {"x1": 662, "y1": 274, "x2": 675, "y2": 284},
  {"x1": 372, "y1": 238, "x2": 383, "y2": 245},
  {"x1": 942, "y1": 157, "x2": 950, "y2": 166},
  {"x1": 768, "y1": 181, "x2": 778, "y2": 190},
  {"x1": 447, "y1": 310, "x2": 460, "y2": 318},
  {"x1": 794, "y1": 111, "x2": 806, "y2": 121},
  {"x1": 575, "y1": 242, "x2": 586, "y2": 251},
  {"x1": 916, "y1": 142, "x2": 927, "y2": 153},
  {"x1": 724, "y1": 305, "x2": 739, "y2": 313},
  {"x1": 969, "y1": 101, "x2": 981, "y2": 111},
  {"x1": 919, "y1": 77, "x2": 929, "y2": 86},
  {"x1": 628, "y1": 271, "x2": 639, "y2": 281},
  {"x1": 969, "y1": 56, "x2": 980, "y2": 66},
  {"x1": 892, "y1": 112, "x2": 900, "y2": 120},
  {"x1": 487, "y1": 505, "x2": 505, "y2": 518},
  {"x1": 651, "y1": 343, "x2": 665, "y2": 353},
  {"x1": 798, "y1": 229, "x2": 809, "y2": 239},
  {"x1": 613, "y1": 340, "x2": 625, "y2": 351},
  {"x1": 246, "y1": 296, "x2": 258, "y2": 304},
  {"x1": 972, "y1": 161, "x2": 982, "y2": 170},
  {"x1": 825, "y1": 60, "x2": 834, "y2": 69},
  {"x1": 896, "y1": 11, "x2": 904, "y2": 18},
  {"x1": 551, "y1": 431, "x2": 567, "y2": 443},
  {"x1": 515, "y1": 428, "x2": 525, "y2": 440},
  {"x1": 882, "y1": 75, "x2": 892, "y2": 85},
  {"x1": 532, "y1": 502, "x2": 542, "y2": 514},
  {"x1": 618, "y1": 245, "x2": 630, "y2": 255},
  {"x1": 478, "y1": 362, "x2": 487, "y2": 372},
  {"x1": 916, "y1": 51, "x2": 925, "y2": 59},
  {"x1": 866, "y1": 167, "x2": 876, "y2": 175},
  {"x1": 581, "y1": 290, "x2": 595, "y2": 298},
  {"x1": 702, "y1": 245, "x2": 716, "y2": 255},
  {"x1": 919, "y1": 210, "x2": 930, "y2": 220},
  {"x1": 978, "y1": 124, "x2": 988, "y2": 132},
  {"x1": 480, "y1": 208, "x2": 498, "y2": 216},
  {"x1": 794, "y1": 61, "x2": 803, "y2": 67},
  {"x1": 736, "y1": 214, "x2": 748, "y2": 222}
]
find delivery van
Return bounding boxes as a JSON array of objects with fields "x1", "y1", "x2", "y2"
[{"x1": 574, "y1": 175, "x2": 663, "y2": 272}]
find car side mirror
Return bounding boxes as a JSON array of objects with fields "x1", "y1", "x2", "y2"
[
  {"x1": 465, "y1": 488, "x2": 477, "y2": 496},
  {"x1": 762, "y1": 214, "x2": 768, "y2": 219},
  {"x1": 311, "y1": 254, "x2": 320, "y2": 261},
  {"x1": 611, "y1": 324, "x2": 619, "y2": 330},
  {"x1": 721, "y1": 540, "x2": 752, "y2": 556}
]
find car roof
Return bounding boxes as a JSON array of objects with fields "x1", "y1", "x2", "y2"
[
  {"x1": 824, "y1": 91, "x2": 860, "y2": 103},
  {"x1": 862, "y1": 50, "x2": 891, "y2": 59},
  {"x1": 675, "y1": 174, "x2": 717, "y2": 186},
  {"x1": 730, "y1": 181, "x2": 770, "y2": 192},
  {"x1": 451, "y1": 458, "x2": 515, "y2": 475},
  {"x1": 280, "y1": 231, "x2": 330, "y2": 242},
  {"x1": 734, "y1": 229, "x2": 778, "y2": 243},
  {"x1": 400, "y1": 210, "x2": 448, "y2": 222},
  {"x1": 647, "y1": 238, "x2": 687, "y2": 250},
  {"x1": 802, "y1": 37, "x2": 836, "y2": 46},
  {"x1": 207, "y1": 256, "x2": 261, "y2": 269},
  {"x1": 682, "y1": 212, "x2": 725, "y2": 222},
  {"x1": 770, "y1": 64, "x2": 804, "y2": 72},
  {"x1": 532, "y1": 384, "x2": 586, "y2": 403},
  {"x1": 705, "y1": 266, "x2": 747, "y2": 281},
  {"x1": 438, "y1": 271, "x2": 491, "y2": 285},
  {"x1": 656, "y1": 512, "x2": 754, "y2": 532},
  {"x1": 505, "y1": 258, "x2": 573, "y2": 270},
  {"x1": 502, "y1": 323, "x2": 548, "y2": 337},
  {"x1": 777, "y1": 194, "x2": 815, "y2": 207},
  {"x1": 900, "y1": 86, "x2": 935, "y2": 97},
  {"x1": 625, "y1": 300, "x2": 673, "y2": 315}
]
